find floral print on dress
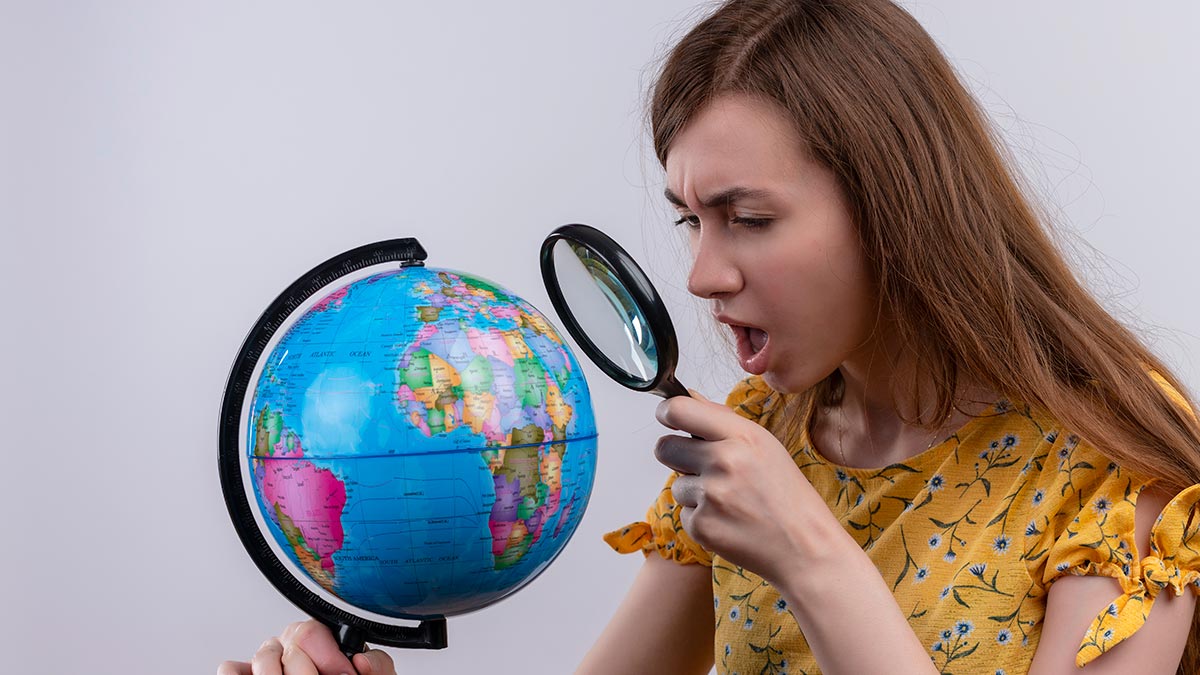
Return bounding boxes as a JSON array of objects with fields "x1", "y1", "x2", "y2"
[{"x1": 603, "y1": 376, "x2": 1200, "y2": 674}]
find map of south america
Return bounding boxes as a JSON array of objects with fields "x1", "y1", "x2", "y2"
[{"x1": 253, "y1": 406, "x2": 347, "y2": 593}]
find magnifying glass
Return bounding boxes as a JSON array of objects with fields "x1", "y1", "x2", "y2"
[{"x1": 539, "y1": 223, "x2": 690, "y2": 399}]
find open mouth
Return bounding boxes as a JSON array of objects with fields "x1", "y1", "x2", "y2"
[
  {"x1": 716, "y1": 314, "x2": 772, "y2": 375},
  {"x1": 732, "y1": 324, "x2": 769, "y2": 356},
  {"x1": 732, "y1": 324, "x2": 768, "y2": 353}
]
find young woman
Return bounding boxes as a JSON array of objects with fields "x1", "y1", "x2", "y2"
[{"x1": 221, "y1": 1, "x2": 1200, "y2": 673}]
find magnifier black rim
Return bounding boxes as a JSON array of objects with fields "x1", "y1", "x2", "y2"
[
  {"x1": 539, "y1": 223, "x2": 680, "y2": 394},
  {"x1": 217, "y1": 238, "x2": 446, "y2": 649}
]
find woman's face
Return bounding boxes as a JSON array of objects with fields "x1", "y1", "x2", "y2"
[{"x1": 664, "y1": 94, "x2": 881, "y2": 394}]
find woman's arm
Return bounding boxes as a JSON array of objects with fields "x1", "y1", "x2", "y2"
[
  {"x1": 1028, "y1": 486, "x2": 1196, "y2": 674},
  {"x1": 655, "y1": 393, "x2": 940, "y2": 674},
  {"x1": 576, "y1": 553, "x2": 715, "y2": 675},
  {"x1": 772, "y1": 518, "x2": 940, "y2": 675}
]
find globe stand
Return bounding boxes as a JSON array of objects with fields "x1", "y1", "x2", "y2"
[
  {"x1": 331, "y1": 617, "x2": 448, "y2": 656},
  {"x1": 219, "y1": 238, "x2": 450, "y2": 657}
]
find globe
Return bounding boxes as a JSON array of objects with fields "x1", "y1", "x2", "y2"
[{"x1": 221, "y1": 239, "x2": 597, "y2": 637}]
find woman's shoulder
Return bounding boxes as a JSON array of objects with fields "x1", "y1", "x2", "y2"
[
  {"x1": 1011, "y1": 402, "x2": 1149, "y2": 498},
  {"x1": 1014, "y1": 370, "x2": 1196, "y2": 502},
  {"x1": 935, "y1": 397, "x2": 1152, "y2": 522}
]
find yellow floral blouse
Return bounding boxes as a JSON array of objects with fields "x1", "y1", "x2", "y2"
[{"x1": 605, "y1": 376, "x2": 1200, "y2": 674}]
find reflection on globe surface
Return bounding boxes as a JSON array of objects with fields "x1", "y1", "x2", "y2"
[{"x1": 246, "y1": 265, "x2": 597, "y2": 619}]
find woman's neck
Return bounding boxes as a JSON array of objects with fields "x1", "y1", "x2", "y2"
[{"x1": 814, "y1": 339, "x2": 997, "y2": 468}]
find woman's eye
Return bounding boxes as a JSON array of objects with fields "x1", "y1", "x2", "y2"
[
  {"x1": 672, "y1": 214, "x2": 771, "y2": 229},
  {"x1": 731, "y1": 216, "x2": 772, "y2": 229}
]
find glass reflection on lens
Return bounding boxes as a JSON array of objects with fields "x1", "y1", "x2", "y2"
[{"x1": 553, "y1": 241, "x2": 658, "y2": 383}]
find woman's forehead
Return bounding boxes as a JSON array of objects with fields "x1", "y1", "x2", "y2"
[{"x1": 663, "y1": 97, "x2": 818, "y2": 207}]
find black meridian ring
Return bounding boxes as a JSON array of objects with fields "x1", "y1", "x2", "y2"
[
  {"x1": 217, "y1": 238, "x2": 448, "y2": 655},
  {"x1": 539, "y1": 224, "x2": 687, "y2": 399}
]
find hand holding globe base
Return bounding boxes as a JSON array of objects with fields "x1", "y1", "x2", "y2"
[
  {"x1": 540, "y1": 224, "x2": 691, "y2": 400},
  {"x1": 219, "y1": 238, "x2": 449, "y2": 657}
]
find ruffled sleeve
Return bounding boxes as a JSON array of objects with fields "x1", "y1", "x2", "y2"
[
  {"x1": 602, "y1": 376, "x2": 777, "y2": 566},
  {"x1": 1023, "y1": 432, "x2": 1200, "y2": 667},
  {"x1": 601, "y1": 472, "x2": 715, "y2": 565}
]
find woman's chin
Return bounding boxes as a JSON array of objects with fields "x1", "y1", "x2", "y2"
[
  {"x1": 760, "y1": 370, "x2": 798, "y2": 394},
  {"x1": 759, "y1": 365, "x2": 826, "y2": 395}
]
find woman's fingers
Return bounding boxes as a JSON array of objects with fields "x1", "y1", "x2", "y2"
[
  {"x1": 283, "y1": 620, "x2": 358, "y2": 673},
  {"x1": 654, "y1": 434, "x2": 707, "y2": 475},
  {"x1": 352, "y1": 649, "x2": 397, "y2": 675},
  {"x1": 656, "y1": 394, "x2": 732, "y2": 440},
  {"x1": 279, "y1": 640, "x2": 320, "y2": 675},
  {"x1": 671, "y1": 473, "x2": 702, "y2": 507},
  {"x1": 223, "y1": 620, "x2": 371, "y2": 675},
  {"x1": 216, "y1": 661, "x2": 253, "y2": 675},
  {"x1": 249, "y1": 638, "x2": 285, "y2": 675}
]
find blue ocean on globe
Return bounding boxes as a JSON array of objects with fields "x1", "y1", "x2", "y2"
[{"x1": 245, "y1": 265, "x2": 597, "y2": 618}]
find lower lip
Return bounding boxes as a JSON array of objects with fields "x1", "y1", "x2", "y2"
[{"x1": 734, "y1": 327, "x2": 770, "y2": 375}]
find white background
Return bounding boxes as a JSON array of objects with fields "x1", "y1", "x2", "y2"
[{"x1": 1, "y1": 2, "x2": 1197, "y2": 673}]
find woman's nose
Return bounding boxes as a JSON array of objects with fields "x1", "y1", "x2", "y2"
[{"x1": 686, "y1": 231, "x2": 742, "y2": 299}]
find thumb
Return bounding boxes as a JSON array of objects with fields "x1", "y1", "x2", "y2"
[
  {"x1": 685, "y1": 388, "x2": 710, "y2": 402},
  {"x1": 353, "y1": 649, "x2": 396, "y2": 675}
]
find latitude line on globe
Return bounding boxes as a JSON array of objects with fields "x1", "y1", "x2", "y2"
[{"x1": 247, "y1": 433, "x2": 600, "y2": 462}]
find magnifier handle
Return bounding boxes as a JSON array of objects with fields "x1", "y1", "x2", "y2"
[{"x1": 657, "y1": 375, "x2": 691, "y2": 399}]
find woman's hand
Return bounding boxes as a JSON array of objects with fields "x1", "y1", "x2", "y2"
[
  {"x1": 217, "y1": 620, "x2": 396, "y2": 675},
  {"x1": 654, "y1": 391, "x2": 838, "y2": 586}
]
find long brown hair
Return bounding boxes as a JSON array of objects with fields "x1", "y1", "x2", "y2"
[{"x1": 649, "y1": 0, "x2": 1200, "y2": 671}]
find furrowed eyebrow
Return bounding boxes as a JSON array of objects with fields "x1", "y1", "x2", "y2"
[{"x1": 663, "y1": 186, "x2": 774, "y2": 209}]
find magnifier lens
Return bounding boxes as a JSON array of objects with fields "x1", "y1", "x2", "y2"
[{"x1": 550, "y1": 239, "x2": 659, "y2": 384}]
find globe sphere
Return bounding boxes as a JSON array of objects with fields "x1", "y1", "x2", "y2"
[{"x1": 245, "y1": 265, "x2": 597, "y2": 619}]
